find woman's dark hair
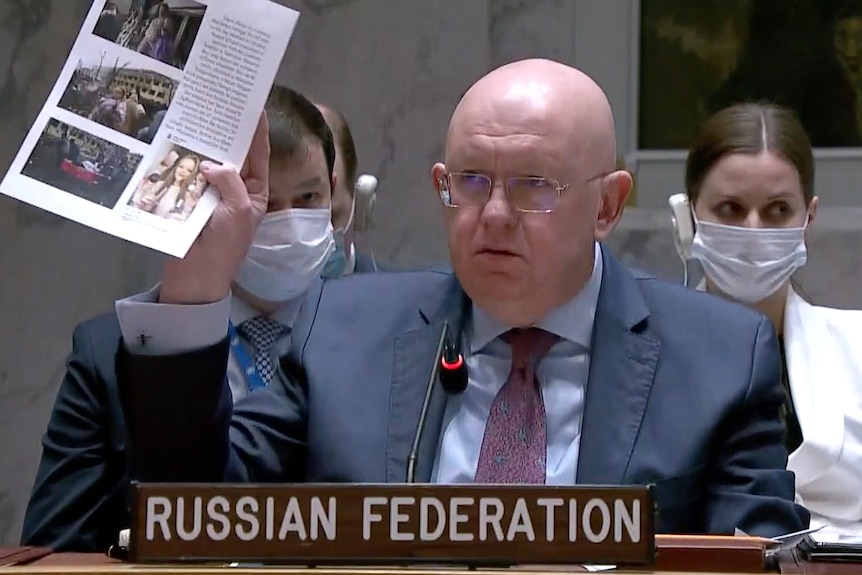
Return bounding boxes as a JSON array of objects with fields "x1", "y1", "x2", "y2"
[{"x1": 685, "y1": 102, "x2": 815, "y2": 204}]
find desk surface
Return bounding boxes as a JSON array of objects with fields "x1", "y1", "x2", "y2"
[
  {"x1": 0, "y1": 566, "x2": 739, "y2": 575},
  {"x1": 7, "y1": 545, "x2": 860, "y2": 575},
  {"x1": 0, "y1": 554, "x2": 744, "y2": 575}
]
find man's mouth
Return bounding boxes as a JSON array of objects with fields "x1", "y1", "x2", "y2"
[{"x1": 478, "y1": 248, "x2": 518, "y2": 257}]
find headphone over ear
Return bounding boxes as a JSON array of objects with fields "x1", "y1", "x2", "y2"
[
  {"x1": 668, "y1": 193, "x2": 695, "y2": 261},
  {"x1": 668, "y1": 193, "x2": 696, "y2": 287},
  {"x1": 353, "y1": 174, "x2": 378, "y2": 233}
]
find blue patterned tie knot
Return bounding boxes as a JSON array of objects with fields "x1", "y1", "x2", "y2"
[{"x1": 236, "y1": 315, "x2": 287, "y2": 386}]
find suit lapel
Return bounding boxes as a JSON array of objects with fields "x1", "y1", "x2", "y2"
[
  {"x1": 576, "y1": 250, "x2": 661, "y2": 485},
  {"x1": 385, "y1": 274, "x2": 467, "y2": 483},
  {"x1": 784, "y1": 289, "x2": 845, "y2": 488}
]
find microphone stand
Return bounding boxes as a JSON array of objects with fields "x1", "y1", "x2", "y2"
[{"x1": 405, "y1": 321, "x2": 450, "y2": 483}]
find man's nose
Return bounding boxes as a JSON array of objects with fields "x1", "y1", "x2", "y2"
[{"x1": 479, "y1": 181, "x2": 518, "y2": 227}]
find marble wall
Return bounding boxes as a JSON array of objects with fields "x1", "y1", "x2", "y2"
[
  {"x1": 0, "y1": 0, "x2": 164, "y2": 543},
  {"x1": 1, "y1": 0, "x2": 861, "y2": 546}
]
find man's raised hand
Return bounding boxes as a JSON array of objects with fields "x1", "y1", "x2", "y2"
[{"x1": 160, "y1": 112, "x2": 270, "y2": 305}]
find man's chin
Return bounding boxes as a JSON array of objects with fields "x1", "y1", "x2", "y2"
[
  {"x1": 463, "y1": 275, "x2": 532, "y2": 305},
  {"x1": 232, "y1": 283, "x2": 289, "y2": 313}
]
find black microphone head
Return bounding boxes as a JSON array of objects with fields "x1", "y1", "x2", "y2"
[{"x1": 440, "y1": 354, "x2": 468, "y2": 393}]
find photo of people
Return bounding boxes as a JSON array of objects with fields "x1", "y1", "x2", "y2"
[
  {"x1": 128, "y1": 142, "x2": 213, "y2": 222},
  {"x1": 93, "y1": 0, "x2": 206, "y2": 71},
  {"x1": 21, "y1": 118, "x2": 143, "y2": 208},
  {"x1": 58, "y1": 49, "x2": 176, "y2": 143}
]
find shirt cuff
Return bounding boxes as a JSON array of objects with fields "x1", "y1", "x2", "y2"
[{"x1": 115, "y1": 284, "x2": 231, "y2": 355}]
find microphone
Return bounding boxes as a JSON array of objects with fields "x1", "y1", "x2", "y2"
[
  {"x1": 406, "y1": 321, "x2": 450, "y2": 483},
  {"x1": 440, "y1": 324, "x2": 468, "y2": 393},
  {"x1": 405, "y1": 320, "x2": 469, "y2": 482}
]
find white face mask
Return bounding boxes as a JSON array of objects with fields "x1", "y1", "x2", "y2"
[
  {"x1": 235, "y1": 208, "x2": 335, "y2": 303},
  {"x1": 690, "y1": 219, "x2": 808, "y2": 304}
]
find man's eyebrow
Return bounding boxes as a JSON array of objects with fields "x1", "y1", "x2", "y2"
[{"x1": 296, "y1": 176, "x2": 322, "y2": 189}]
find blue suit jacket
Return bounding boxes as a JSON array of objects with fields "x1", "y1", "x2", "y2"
[
  {"x1": 116, "y1": 247, "x2": 808, "y2": 536},
  {"x1": 20, "y1": 253, "x2": 383, "y2": 551},
  {"x1": 20, "y1": 313, "x2": 128, "y2": 551},
  {"x1": 353, "y1": 251, "x2": 379, "y2": 273}
]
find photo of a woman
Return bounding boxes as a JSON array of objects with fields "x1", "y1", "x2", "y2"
[{"x1": 130, "y1": 142, "x2": 214, "y2": 222}]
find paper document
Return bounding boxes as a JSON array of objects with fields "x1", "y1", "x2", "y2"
[
  {"x1": 810, "y1": 532, "x2": 862, "y2": 545},
  {"x1": 736, "y1": 525, "x2": 828, "y2": 559},
  {"x1": 0, "y1": 0, "x2": 299, "y2": 257}
]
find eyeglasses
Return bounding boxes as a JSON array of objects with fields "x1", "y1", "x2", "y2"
[{"x1": 439, "y1": 172, "x2": 599, "y2": 214}]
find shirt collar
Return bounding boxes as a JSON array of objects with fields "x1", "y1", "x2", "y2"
[
  {"x1": 470, "y1": 242, "x2": 604, "y2": 353},
  {"x1": 230, "y1": 294, "x2": 303, "y2": 328}
]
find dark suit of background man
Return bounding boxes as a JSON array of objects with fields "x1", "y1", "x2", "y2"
[
  {"x1": 115, "y1": 59, "x2": 809, "y2": 536},
  {"x1": 20, "y1": 90, "x2": 378, "y2": 552}
]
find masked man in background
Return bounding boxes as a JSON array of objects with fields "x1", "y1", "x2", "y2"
[{"x1": 20, "y1": 85, "x2": 359, "y2": 552}]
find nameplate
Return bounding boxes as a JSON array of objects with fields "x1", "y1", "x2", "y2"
[{"x1": 129, "y1": 483, "x2": 655, "y2": 566}]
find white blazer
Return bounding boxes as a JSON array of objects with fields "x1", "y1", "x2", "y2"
[
  {"x1": 783, "y1": 288, "x2": 862, "y2": 539},
  {"x1": 696, "y1": 282, "x2": 862, "y2": 537}
]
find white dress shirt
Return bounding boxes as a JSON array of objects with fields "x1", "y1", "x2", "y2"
[
  {"x1": 433, "y1": 243, "x2": 603, "y2": 485},
  {"x1": 116, "y1": 285, "x2": 301, "y2": 402}
]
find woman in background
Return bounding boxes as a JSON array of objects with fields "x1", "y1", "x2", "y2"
[{"x1": 680, "y1": 102, "x2": 862, "y2": 539}]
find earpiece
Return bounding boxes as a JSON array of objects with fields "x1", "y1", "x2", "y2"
[
  {"x1": 436, "y1": 177, "x2": 451, "y2": 205},
  {"x1": 668, "y1": 193, "x2": 695, "y2": 287},
  {"x1": 668, "y1": 193, "x2": 695, "y2": 261},
  {"x1": 353, "y1": 174, "x2": 378, "y2": 233},
  {"x1": 355, "y1": 174, "x2": 378, "y2": 196}
]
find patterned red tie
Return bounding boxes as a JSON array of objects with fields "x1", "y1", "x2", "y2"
[{"x1": 474, "y1": 328, "x2": 559, "y2": 484}]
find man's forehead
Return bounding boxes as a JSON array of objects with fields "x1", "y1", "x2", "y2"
[
  {"x1": 270, "y1": 163, "x2": 325, "y2": 186},
  {"x1": 271, "y1": 136, "x2": 326, "y2": 170},
  {"x1": 447, "y1": 89, "x2": 570, "y2": 157},
  {"x1": 270, "y1": 147, "x2": 329, "y2": 190},
  {"x1": 445, "y1": 112, "x2": 566, "y2": 163},
  {"x1": 447, "y1": 107, "x2": 614, "y2": 174}
]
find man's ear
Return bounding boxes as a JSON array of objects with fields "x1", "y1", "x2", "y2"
[
  {"x1": 330, "y1": 172, "x2": 338, "y2": 200},
  {"x1": 431, "y1": 163, "x2": 446, "y2": 200},
  {"x1": 595, "y1": 170, "x2": 633, "y2": 241}
]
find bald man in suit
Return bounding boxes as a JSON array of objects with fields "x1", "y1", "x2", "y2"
[{"x1": 114, "y1": 59, "x2": 808, "y2": 537}]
